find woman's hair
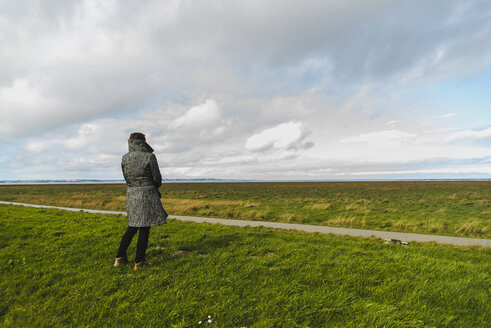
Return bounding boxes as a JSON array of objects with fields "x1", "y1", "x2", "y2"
[{"x1": 129, "y1": 132, "x2": 146, "y2": 141}]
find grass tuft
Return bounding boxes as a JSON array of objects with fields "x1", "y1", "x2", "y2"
[{"x1": 306, "y1": 203, "x2": 332, "y2": 210}]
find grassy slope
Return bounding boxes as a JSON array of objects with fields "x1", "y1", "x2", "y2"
[
  {"x1": 0, "y1": 181, "x2": 489, "y2": 238},
  {"x1": 1, "y1": 205, "x2": 489, "y2": 327}
]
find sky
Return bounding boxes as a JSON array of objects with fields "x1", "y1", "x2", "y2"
[{"x1": 1, "y1": 0, "x2": 490, "y2": 181}]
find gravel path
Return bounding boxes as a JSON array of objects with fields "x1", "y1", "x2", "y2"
[{"x1": 1, "y1": 200, "x2": 489, "y2": 247}]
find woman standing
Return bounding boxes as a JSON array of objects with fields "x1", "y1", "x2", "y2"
[{"x1": 114, "y1": 132, "x2": 168, "y2": 270}]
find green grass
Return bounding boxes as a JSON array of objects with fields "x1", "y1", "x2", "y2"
[
  {"x1": 0, "y1": 181, "x2": 490, "y2": 237},
  {"x1": 1, "y1": 205, "x2": 489, "y2": 327}
]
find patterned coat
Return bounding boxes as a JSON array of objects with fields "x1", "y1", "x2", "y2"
[{"x1": 121, "y1": 139, "x2": 167, "y2": 227}]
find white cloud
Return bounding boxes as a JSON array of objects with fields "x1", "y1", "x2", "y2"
[
  {"x1": 25, "y1": 140, "x2": 53, "y2": 153},
  {"x1": 341, "y1": 129, "x2": 416, "y2": 145},
  {"x1": 171, "y1": 99, "x2": 221, "y2": 129},
  {"x1": 447, "y1": 127, "x2": 491, "y2": 141},
  {"x1": 421, "y1": 112, "x2": 458, "y2": 121},
  {"x1": 0, "y1": 79, "x2": 61, "y2": 137},
  {"x1": 438, "y1": 113, "x2": 457, "y2": 118},
  {"x1": 337, "y1": 166, "x2": 491, "y2": 176},
  {"x1": 63, "y1": 123, "x2": 99, "y2": 150},
  {"x1": 245, "y1": 121, "x2": 311, "y2": 152}
]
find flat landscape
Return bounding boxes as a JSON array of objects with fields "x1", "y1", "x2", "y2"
[
  {"x1": 1, "y1": 204, "x2": 489, "y2": 327},
  {"x1": 0, "y1": 181, "x2": 489, "y2": 238}
]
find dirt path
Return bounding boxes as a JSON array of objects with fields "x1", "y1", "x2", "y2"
[{"x1": 1, "y1": 200, "x2": 489, "y2": 247}]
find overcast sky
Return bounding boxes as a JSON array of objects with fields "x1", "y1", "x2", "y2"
[{"x1": 1, "y1": 0, "x2": 490, "y2": 180}]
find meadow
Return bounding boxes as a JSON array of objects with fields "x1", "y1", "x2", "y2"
[
  {"x1": 1, "y1": 204, "x2": 489, "y2": 327},
  {"x1": 0, "y1": 181, "x2": 489, "y2": 238}
]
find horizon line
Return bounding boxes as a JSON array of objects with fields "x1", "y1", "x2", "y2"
[{"x1": 1, "y1": 178, "x2": 490, "y2": 185}]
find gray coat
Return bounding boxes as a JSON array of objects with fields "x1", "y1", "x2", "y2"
[{"x1": 122, "y1": 139, "x2": 167, "y2": 227}]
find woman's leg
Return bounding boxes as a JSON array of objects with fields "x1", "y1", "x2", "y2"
[
  {"x1": 135, "y1": 227, "x2": 151, "y2": 263},
  {"x1": 116, "y1": 226, "x2": 138, "y2": 259}
]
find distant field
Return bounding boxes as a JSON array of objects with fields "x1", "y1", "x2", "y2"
[
  {"x1": 0, "y1": 181, "x2": 489, "y2": 238},
  {"x1": 1, "y1": 205, "x2": 489, "y2": 327}
]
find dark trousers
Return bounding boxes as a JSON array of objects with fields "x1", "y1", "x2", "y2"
[{"x1": 116, "y1": 226, "x2": 150, "y2": 263}]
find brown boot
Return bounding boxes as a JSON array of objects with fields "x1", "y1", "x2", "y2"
[
  {"x1": 114, "y1": 257, "x2": 128, "y2": 267},
  {"x1": 134, "y1": 260, "x2": 152, "y2": 270}
]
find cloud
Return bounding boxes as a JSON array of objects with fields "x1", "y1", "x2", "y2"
[
  {"x1": 1, "y1": 0, "x2": 491, "y2": 141},
  {"x1": 1, "y1": 1, "x2": 491, "y2": 180},
  {"x1": 438, "y1": 113, "x2": 457, "y2": 118},
  {"x1": 421, "y1": 113, "x2": 458, "y2": 121},
  {"x1": 342, "y1": 167, "x2": 491, "y2": 176},
  {"x1": 171, "y1": 99, "x2": 221, "y2": 130},
  {"x1": 0, "y1": 79, "x2": 61, "y2": 138},
  {"x1": 447, "y1": 127, "x2": 491, "y2": 141},
  {"x1": 63, "y1": 123, "x2": 100, "y2": 150},
  {"x1": 341, "y1": 129, "x2": 416, "y2": 145},
  {"x1": 245, "y1": 121, "x2": 312, "y2": 152}
]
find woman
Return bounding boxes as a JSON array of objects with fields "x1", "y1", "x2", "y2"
[{"x1": 114, "y1": 132, "x2": 168, "y2": 270}]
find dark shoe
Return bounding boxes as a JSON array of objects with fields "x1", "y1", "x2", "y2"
[
  {"x1": 134, "y1": 260, "x2": 152, "y2": 270},
  {"x1": 114, "y1": 257, "x2": 128, "y2": 267}
]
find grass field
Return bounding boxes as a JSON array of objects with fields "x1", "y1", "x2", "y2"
[
  {"x1": 0, "y1": 181, "x2": 489, "y2": 238},
  {"x1": 1, "y1": 204, "x2": 489, "y2": 327}
]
